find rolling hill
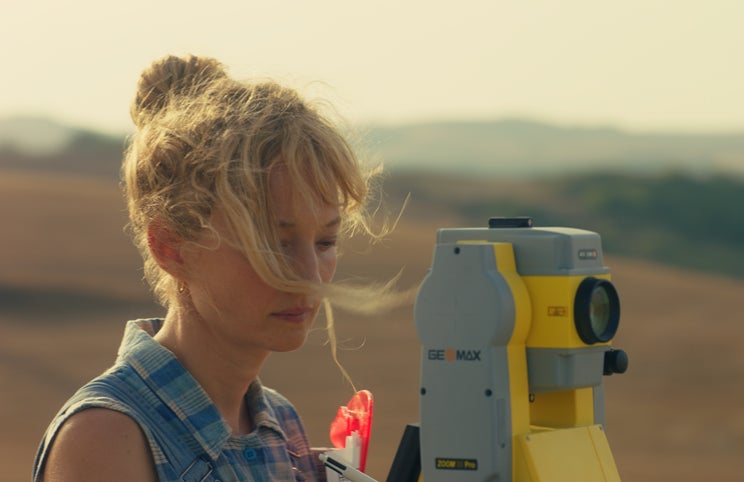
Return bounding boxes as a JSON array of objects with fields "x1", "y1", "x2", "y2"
[
  {"x1": 1, "y1": 166, "x2": 743, "y2": 481},
  {"x1": 2, "y1": 116, "x2": 742, "y2": 278},
  {"x1": 3, "y1": 116, "x2": 744, "y2": 178},
  {"x1": 2, "y1": 118, "x2": 743, "y2": 480},
  {"x1": 365, "y1": 118, "x2": 744, "y2": 177}
]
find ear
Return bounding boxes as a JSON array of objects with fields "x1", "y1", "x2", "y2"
[{"x1": 147, "y1": 222, "x2": 185, "y2": 275}]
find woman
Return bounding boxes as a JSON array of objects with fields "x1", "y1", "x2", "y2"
[{"x1": 34, "y1": 55, "x2": 383, "y2": 481}]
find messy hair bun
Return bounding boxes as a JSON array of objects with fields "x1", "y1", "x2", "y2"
[{"x1": 130, "y1": 55, "x2": 227, "y2": 127}]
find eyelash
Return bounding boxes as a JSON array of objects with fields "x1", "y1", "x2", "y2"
[
  {"x1": 280, "y1": 239, "x2": 337, "y2": 251},
  {"x1": 319, "y1": 239, "x2": 338, "y2": 251}
]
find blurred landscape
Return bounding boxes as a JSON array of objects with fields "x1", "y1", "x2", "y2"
[{"x1": 1, "y1": 117, "x2": 743, "y2": 481}]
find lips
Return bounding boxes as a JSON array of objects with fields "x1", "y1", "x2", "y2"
[{"x1": 271, "y1": 306, "x2": 314, "y2": 322}]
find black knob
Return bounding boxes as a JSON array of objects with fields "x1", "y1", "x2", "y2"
[
  {"x1": 603, "y1": 349, "x2": 628, "y2": 375},
  {"x1": 488, "y1": 217, "x2": 533, "y2": 228}
]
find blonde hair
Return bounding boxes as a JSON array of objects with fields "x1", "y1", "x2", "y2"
[
  {"x1": 123, "y1": 56, "x2": 409, "y2": 386},
  {"x1": 123, "y1": 55, "x2": 381, "y2": 305}
]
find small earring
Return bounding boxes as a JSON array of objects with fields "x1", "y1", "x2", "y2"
[{"x1": 178, "y1": 283, "x2": 186, "y2": 294}]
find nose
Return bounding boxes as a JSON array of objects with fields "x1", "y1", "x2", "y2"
[{"x1": 292, "y1": 244, "x2": 323, "y2": 283}]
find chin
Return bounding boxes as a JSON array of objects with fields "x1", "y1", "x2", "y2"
[{"x1": 271, "y1": 334, "x2": 310, "y2": 353}]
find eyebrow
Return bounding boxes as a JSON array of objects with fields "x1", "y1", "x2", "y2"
[{"x1": 277, "y1": 216, "x2": 342, "y2": 229}]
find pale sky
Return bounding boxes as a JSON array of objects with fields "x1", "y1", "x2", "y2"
[{"x1": 3, "y1": 0, "x2": 744, "y2": 135}]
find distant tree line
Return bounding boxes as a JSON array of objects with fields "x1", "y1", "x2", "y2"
[{"x1": 455, "y1": 173, "x2": 744, "y2": 278}]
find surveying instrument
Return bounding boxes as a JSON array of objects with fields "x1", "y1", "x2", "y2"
[{"x1": 387, "y1": 217, "x2": 628, "y2": 482}]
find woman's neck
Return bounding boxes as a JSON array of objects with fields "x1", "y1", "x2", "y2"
[{"x1": 154, "y1": 306, "x2": 270, "y2": 435}]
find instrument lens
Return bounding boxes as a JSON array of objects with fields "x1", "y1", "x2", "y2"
[
  {"x1": 590, "y1": 286, "x2": 612, "y2": 336},
  {"x1": 574, "y1": 278, "x2": 620, "y2": 344}
]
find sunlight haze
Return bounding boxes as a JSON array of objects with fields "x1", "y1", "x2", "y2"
[{"x1": 3, "y1": 0, "x2": 743, "y2": 135}]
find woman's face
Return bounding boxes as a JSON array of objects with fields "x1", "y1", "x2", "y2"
[{"x1": 182, "y1": 167, "x2": 340, "y2": 354}]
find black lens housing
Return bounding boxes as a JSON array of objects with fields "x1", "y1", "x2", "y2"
[{"x1": 574, "y1": 277, "x2": 620, "y2": 344}]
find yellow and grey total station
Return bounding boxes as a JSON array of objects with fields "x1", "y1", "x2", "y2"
[{"x1": 404, "y1": 217, "x2": 628, "y2": 482}]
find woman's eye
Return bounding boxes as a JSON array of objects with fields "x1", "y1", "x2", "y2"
[
  {"x1": 279, "y1": 239, "x2": 336, "y2": 252},
  {"x1": 317, "y1": 239, "x2": 337, "y2": 251}
]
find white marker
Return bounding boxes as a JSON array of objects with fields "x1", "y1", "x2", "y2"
[{"x1": 319, "y1": 453, "x2": 378, "y2": 482}]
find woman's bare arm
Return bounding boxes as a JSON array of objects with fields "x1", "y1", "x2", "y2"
[{"x1": 42, "y1": 408, "x2": 157, "y2": 482}]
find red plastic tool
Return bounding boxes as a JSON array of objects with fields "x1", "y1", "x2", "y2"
[{"x1": 329, "y1": 390, "x2": 374, "y2": 472}]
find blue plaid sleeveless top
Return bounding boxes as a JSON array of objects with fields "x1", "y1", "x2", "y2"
[{"x1": 33, "y1": 319, "x2": 326, "y2": 481}]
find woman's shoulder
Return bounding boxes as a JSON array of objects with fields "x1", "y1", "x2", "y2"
[
  {"x1": 41, "y1": 408, "x2": 157, "y2": 482},
  {"x1": 35, "y1": 366, "x2": 163, "y2": 481}
]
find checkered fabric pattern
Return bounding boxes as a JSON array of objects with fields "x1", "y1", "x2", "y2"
[{"x1": 34, "y1": 319, "x2": 326, "y2": 481}]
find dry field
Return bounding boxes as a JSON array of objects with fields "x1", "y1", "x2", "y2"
[{"x1": 1, "y1": 169, "x2": 743, "y2": 481}]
